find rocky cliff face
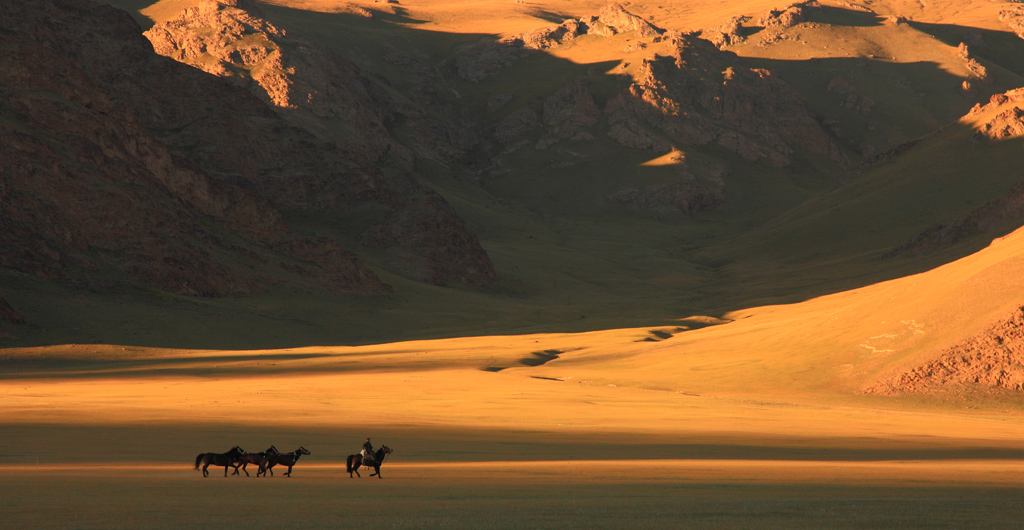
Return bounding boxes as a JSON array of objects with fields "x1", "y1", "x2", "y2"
[
  {"x1": 1, "y1": 0, "x2": 450, "y2": 296},
  {"x1": 460, "y1": 4, "x2": 844, "y2": 218},
  {"x1": 143, "y1": 0, "x2": 496, "y2": 287},
  {"x1": 452, "y1": 3, "x2": 664, "y2": 82},
  {"x1": 2, "y1": 0, "x2": 495, "y2": 298}
]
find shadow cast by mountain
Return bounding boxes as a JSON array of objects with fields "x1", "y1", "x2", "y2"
[{"x1": 6, "y1": 0, "x2": 1024, "y2": 350}]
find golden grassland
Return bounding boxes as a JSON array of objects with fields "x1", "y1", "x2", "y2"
[{"x1": 6, "y1": 225, "x2": 1024, "y2": 527}]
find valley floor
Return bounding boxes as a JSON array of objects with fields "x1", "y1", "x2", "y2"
[{"x1": 3, "y1": 335, "x2": 1024, "y2": 528}]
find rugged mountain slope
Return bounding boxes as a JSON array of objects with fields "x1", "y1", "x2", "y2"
[
  {"x1": 1, "y1": 0, "x2": 494, "y2": 304},
  {"x1": 142, "y1": 0, "x2": 496, "y2": 287},
  {"x1": 6, "y1": 0, "x2": 1024, "y2": 352},
  {"x1": 1, "y1": 0, "x2": 296, "y2": 296}
]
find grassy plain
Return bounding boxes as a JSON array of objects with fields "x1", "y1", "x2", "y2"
[{"x1": 7, "y1": 223, "x2": 1024, "y2": 527}]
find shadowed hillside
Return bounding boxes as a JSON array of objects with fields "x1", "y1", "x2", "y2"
[{"x1": 3, "y1": 0, "x2": 1024, "y2": 350}]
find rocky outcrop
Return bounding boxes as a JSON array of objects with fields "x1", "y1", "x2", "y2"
[
  {"x1": 582, "y1": 3, "x2": 663, "y2": 38},
  {"x1": 1, "y1": 0, "x2": 293, "y2": 296},
  {"x1": 758, "y1": 2, "x2": 812, "y2": 31},
  {"x1": 452, "y1": 3, "x2": 662, "y2": 82},
  {"x1": 604, "y1": 33, "x2": 847, "y2": 167},
  {"x1": 999, "y1": 6, "x2": 1024, "y2": 40},
  {"x1": 2, "y1": 0, "x2": 494, "y2": 296},
  {"x1": 866, "y1": 307, "x2": 1024, "y2": 394},
  {"x1": 142, "y1": 0, "x2": 496, "y2": 287},
  {"x1": 701, "y1": 16, "x2": 750, "y2": 48},
  {"x1": 957, "y1": 43, "x2": 992, "y2": 87},
  {"x1": 146, "y1": 0, "x2": 393, "y2": 153},
  {"x1": 974, "y1": 105, "x2": 1024, "y2": 142}
]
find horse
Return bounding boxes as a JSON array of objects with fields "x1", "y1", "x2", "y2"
[
  {"x1": 346, "y1": 445, "x2": 392, "y2": 478},
  {"x1": 194, "y1": 446, "x2": 246, "y2": 477},
  {"x1": 232, "y1": 445, "x2": 278, "y2": 477},
  {"x1": 260, "y1": 446, "x2": 310, "y2": 477}
]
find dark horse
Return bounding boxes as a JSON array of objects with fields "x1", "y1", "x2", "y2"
[
  {"x1": 346, "y1": 446, "x2": 392, "y2": 478},
  {"x1": 194, "y1": 446, "x2": 246, "y2": 477},
  {"x1": 232, "y1": 445, "x2": 278, "y2": 477},
  {"x1": 260, "y1": 446, "x2": 310, "y2": 477}
]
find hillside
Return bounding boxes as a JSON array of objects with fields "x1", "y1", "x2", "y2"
[{"x1": 2, "y1": 0, "x2": 1024, "y2": 361}]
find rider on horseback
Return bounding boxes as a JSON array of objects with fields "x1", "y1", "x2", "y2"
[{"x1": 361, "y1": 438, "x2": 375, "y2": 464}]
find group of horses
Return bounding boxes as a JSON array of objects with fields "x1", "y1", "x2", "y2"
[
  {"x1": 193, "y1": 446, "x2": 310, "y2": 477},
  {"x1": 194, "y1": 444, "x2": 393, "y2": 478}
]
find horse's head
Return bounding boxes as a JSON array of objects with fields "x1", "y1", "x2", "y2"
[
  {"x1": 231, "y1": 446, "x2": 246, "y2": 455},
  {"x1": 265, "y1": 445, "x2": 278, "y2": 454},
  {"x1": 381, "y1": 446, "x2": 393, "y2": 454},
  {"x1": 297, "y1": 446, "x2": 311, "y2": 455}
]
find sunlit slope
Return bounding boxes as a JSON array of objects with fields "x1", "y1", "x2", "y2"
[{"x1": 527, "y1": 222, "x2": 1024, "y2": 402}]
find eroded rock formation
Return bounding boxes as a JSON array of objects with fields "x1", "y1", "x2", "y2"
[
  {"x1": 1, "y1": 0, "x2": 289, "y2": 295},
  {"x1": 605, "y1": 33, "x2": 847, "y2": 167},
  {"x1": 867, "y1": 307, "x2": 1024, "y2": 394},
  {"x1": 452, "y1": 3, "x2": 664, "y2": 82},
  {"x1": 141, "y1": 0, "x2": 496, "y2": 287},
  {"x1": 2, "y1": 0, "x2": 493, "y2": 296}
]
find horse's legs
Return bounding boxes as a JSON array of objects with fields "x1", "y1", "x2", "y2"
[
  {"x1": 224, "y1": 464, "x2": 230, "y2": 477},
  {"x1": 202, "y1": 463, "x2": 210, "y2": 477},
  {"x1": 240, "y1": 462, "x2": 249, "y2": 477},
  {"x1": 284, "y1": 465, "x2": 293, "y2": 477}
]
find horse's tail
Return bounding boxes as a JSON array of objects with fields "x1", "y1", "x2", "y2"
[
  {"x1": 346, "y1": 455, "x2": 356, "y2": 473},
  {"x1": 194, "y1": 454, "x2": 204, "y2": 470}
]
